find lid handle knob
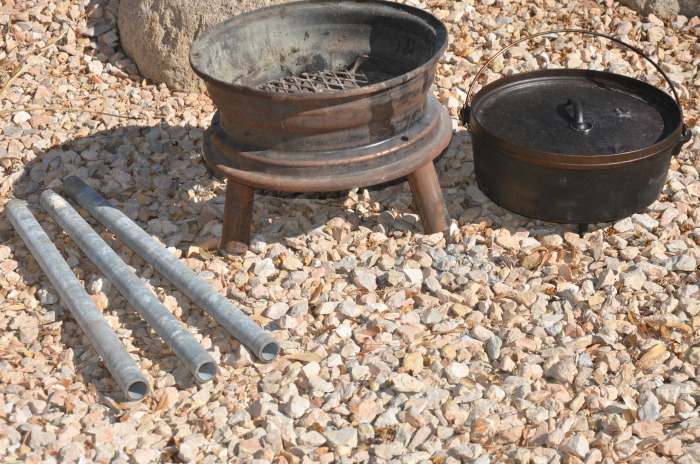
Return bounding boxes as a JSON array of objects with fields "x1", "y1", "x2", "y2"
[{"x1": 567, "y1": 98, "x2": 592, "y2": 133}]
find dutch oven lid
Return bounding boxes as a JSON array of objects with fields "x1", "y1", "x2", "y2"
[
  {"x1": 470, "y1": 69, "x2": 682, "y2": 158},
  {"x1": 462, "y1": 29, "x2": 689, "y2": 169}
]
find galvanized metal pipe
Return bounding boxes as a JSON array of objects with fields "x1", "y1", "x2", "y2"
[
  {"x1": 40, "y1": 190, "x2": 218, "y2": 383},
  {"x1": 63, "y1": 176, "x2": 280, "y2": 362},
  {"x1": 4, "y1": 199, "x2": 150, "y2": 401}
]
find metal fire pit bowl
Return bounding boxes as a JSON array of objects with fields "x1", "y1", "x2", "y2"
[{"x1": 190, "y1": 0, "x2": 452, "y2": 253}]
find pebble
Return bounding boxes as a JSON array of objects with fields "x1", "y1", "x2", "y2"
[
  {"x1": 486, "y1": 336, "x2": 502, "y2": 361},
  {"x1": 392, "y1": 373, "x2": 426, "y2": 393},
  {"x1": 352, "y1": 268, "x2": 377, "y2": 291},
  {"x1": 324, "y1": 428, "x2": 358, "y2": 448},
  {"x1": 284, "y1": 395, "x2": 310, "y2": 419},
  {"x1": 561, "y1": 434, "x2": 589, "y2": 459},
  {"x1": 638, "y1": 391, "x2": 661, "y2": 421},
  {"x1": 263, "y1": 302, "x2": 290, "y2": 319},
  {"x1": 444, "y1": 362, "x2": 470, "y2": 383}
]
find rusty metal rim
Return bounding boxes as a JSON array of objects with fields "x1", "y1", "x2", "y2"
[
  {"x1": 209, "y1": 95, "x2": 443, "y2": 168},
  {"x1": 202, "y1": 106, "x2": 453, "y2": 192},
  {"x1": 189, "y1": 0, "x2": 448, "y2": 101}
]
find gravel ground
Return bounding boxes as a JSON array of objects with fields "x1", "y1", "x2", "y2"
[{"x1": 1, "y1": 0, "x2": 700, "y2": 463}]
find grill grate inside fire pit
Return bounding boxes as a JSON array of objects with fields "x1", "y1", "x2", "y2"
[
  {"x1": 258, "y1": 70, "x2": 366, "y2": 93},
  {"x1": 257, "y1": 69, "x2": 393, "y2": 94}
]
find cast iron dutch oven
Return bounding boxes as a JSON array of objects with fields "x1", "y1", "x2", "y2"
[{"x1": 460, "y1": 30, "x2": 693, "y2": 228}]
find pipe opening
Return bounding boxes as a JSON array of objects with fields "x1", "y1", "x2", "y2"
[
  {"x1": 196, "y1": 362, "x2": 219, "y2": 383},
  {"x1": 126, "y1": 381, "x2": 150, "y2": 401},
  {"x1": 260, "y1": 342, "x2": 281, "y2": 362}
]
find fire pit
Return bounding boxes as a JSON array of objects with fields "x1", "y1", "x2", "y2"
[{"x1": 190, "y1": 0, "x2": 452, "y2": 252}]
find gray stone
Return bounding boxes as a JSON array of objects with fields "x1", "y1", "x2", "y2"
[
  {"x1": 352, "y1": 268, "x2": 377, "y2": 291},
  {"x1": 298, "y1": 431, "x2": 326, "y2": 447},
  {"x1": 618, "y1": 0, "x2": 700, "y2": 19},
  {"x1": 263, "y1": 302, "x2": 290, "y2": 319},
  {"x1": 338, "y1": 301, "x2": 363, "y2": 318},
  {"x1": 420, "y1": 307, "x2": 442, "y2": 325},
  {"x1": 323, "y1": 428, "x2": 358, "y2": 448},
  {"x1": 664, "y1": 253, "x2": 697, "y2": 272},
  {"x1": 19, "y1": 324, "x2": 39, "y2": 344},
  {"x1": 284, "y1": 395, "x2": 310, "y2": 419},
  {"x1": 375, "y1": 442, "x2": 406, "y2": 460},
  {"x1": 656, "y1": 384, "x2": 682, "y2": 404},
  {"x1": 118, "y1": 0, "x2": 292, "y2": 92},
  {"x1": 561, "y1": 434, "x2": 589, "y2": 459},
  {"x1": 392, "y1": 373, "x2": 426, "y2": 393},
  {"x1": 253, "y1": 258, "x2": 276, "y2": 279},
  {"x1": 486, "y1": 336, "x2": 502, "y2": 361},
  {"x1": 444, "y1": 362, "x2": 469, "y2": 384},
  {"x1": 638, "y1": 391, "x2": 660, "y2": 421}
]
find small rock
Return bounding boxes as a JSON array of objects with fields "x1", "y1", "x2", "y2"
[
  {"x1": 471, "y1": 325, "x2": 495, "y2": 342},
  {"x1": 545, "y1": 358, "x2": 577, "y2": 384},
  {"x1": 403, "y1": 352, "x2": 424, "y2": 374},
  {"x1": 299, "y1": 431, "x2": 327, "y2": 447},
  {"x1": 254, "y1": 258, "x2": 276, "y2": 279},
  {"x1": 392, "y1": 373, "x2": 425, "y2": 393},
  {"x1": 177, "y1": 442, "x2": 199, "y2": 462},
  {"x1": 352, "y1": 268, "x2": 377, "y2": 291},
  {"x1": 444, "y1": 362, "x2": 469, "y2": 383},
  {"x1": 621, "y1": 269, "x2": 646, "y2": 291},
  {"x1": 664, "y1": 253, "x2": 697, "y2": 272},
  {"x1": 420, "y1": 307, "x2": 442, "y2": 325},
  {"x1": 338, "y1": 301, "x2": 363, "y2": 318},
  {"x1": 632, "y1": 213, "x2": 659, "y2": 231},
  {"x1": 237, "y1": 438, "x2": 263, "y2": 455},
  {"x1": 657, "y1": 437, "x2": 683, "y2": 456},
  {"x1": 541, "y1": 234, "x2": 563, "y2": 247},
  {"x1": 486, "y1": 336, "x2": 502, "y2": 361},
  {"x1": 87, "y1": 60, "x2": 105, "y2": 75},
  {"x1": 324, "y1": 428, "x2": 358, "y2": 448},
  {"x1": 638, "y1": 391, "x2": 660, "y2": 421},
  {"x1": 403, "y1": 268, "x2": 424, "y2": 286},
  {"x1": 655, "y1": 384, "x2": 682, "y2": 404},
  {"x1": 87, "y1": 275, "x2": 111, "y2": 295},
  {"x1": 13, "y1": 111, "x2": 31, "y2": 124},
  {"x1": 613, "y1": 217, "x2": 634, "y2": 232},
  {"x1": 284, "y1": 395, "x2": 310, "y2": 419},
  {"x1": 130, "y1": 448, "x2": 160, "y2": 464},
  {"x1": 263, "y1": 302, "x2": 290, "y2": 319},
  {"x1": 631, "y1": 421, "x2": 663, "y2": 438},
  {"x1": 19, "y1": 324, "x2": 40, "y2": 344},
  {"x1": 375, "y1": 441, "x2": 406, "y2": 459},
  {"x1": 561, "y1": 434, "x2": 589, "y2": 459}
]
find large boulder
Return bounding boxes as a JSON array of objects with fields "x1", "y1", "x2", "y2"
[
  {"x1": 618, "y1": 0, "x2": 700, "y2": 19},
  {"x1": 117, "y1": 0, "x2": 291, "y2": 92}
]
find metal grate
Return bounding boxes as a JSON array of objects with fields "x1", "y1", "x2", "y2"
[
  {"x1": 258, "y1": 69, "x2": 389, "y2": 94},
  {"x1": 257, "y1": 55, "x2": 396, "y2": 94}
]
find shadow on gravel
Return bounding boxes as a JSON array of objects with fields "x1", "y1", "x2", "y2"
[
  {"x1": 5, "y1": 121, "x2": 437, "y2": 401},
  {"x1": 4, "y1": 120, "x2": 587, "y2": 401}
]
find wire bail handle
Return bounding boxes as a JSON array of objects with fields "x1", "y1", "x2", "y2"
[{"x1": 460, "y1": 28, "x2": 686, "y2": 131}]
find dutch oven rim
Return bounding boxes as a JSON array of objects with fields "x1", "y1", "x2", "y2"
[
  {"x1": 468, "y1": 68, "x2": 685, "y2": 170},
  {"x1": 189, "y1": 0, "x2": 448, "y2": 100}
]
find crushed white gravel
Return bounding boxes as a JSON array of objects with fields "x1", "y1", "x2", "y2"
[{"x1": 1, "y1": 0, "x2": 700, "y2": 463}]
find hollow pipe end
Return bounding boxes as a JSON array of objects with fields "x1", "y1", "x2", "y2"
[
  {"x1": 195, "y1": 360, "x2": 219, "y2": 383},
  {"x1": 258, "y1": 340, "x2": 281, "y2": 363},
  {"x1": 125, "y1": 380, "x2": 150, "y2": 401}
]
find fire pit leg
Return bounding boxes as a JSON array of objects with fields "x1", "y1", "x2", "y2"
[
  {"x1": 407, "y1": 162, "x2": 449, "y2": 234},
  {"x1": 221, "y1": 180, "x2": 254, "y2": 254}
]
